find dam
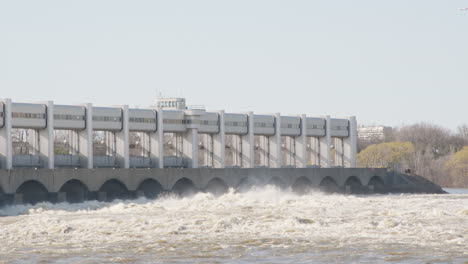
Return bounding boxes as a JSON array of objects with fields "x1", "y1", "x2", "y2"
[{"x1": 0, "y1": 98, "x2": 442, "y2": 205}]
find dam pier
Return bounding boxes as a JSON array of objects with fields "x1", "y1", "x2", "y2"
[{"x1": 0, "y1": 98, "x2": 443, "y2": 205}]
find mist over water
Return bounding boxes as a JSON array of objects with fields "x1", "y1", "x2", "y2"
[{"x1": 0, "y1": 187, "x2": 467, "y2": 264}]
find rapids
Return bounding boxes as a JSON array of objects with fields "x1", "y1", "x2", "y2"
[{"x1": 0, "y1": 186, "x2": 467, "y2": 263}]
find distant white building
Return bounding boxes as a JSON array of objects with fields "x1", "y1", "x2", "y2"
[{"x1": 358, "y1": 125, "x2": 393, "y2": 142}]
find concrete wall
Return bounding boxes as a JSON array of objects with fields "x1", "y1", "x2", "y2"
[{"x1": 0, "y1": 167, "x2": 388, "y2": 194}]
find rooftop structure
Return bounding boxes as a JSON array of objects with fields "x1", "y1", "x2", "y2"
[{"x1": 154, "y1": 97, "x2": 187, "y2": 110}]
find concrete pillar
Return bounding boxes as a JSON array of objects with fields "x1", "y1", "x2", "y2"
[
  {"x1": 241, "y1": 111, "x2": 254, "y2": 168},
  {"x1": 282, "y1": 136, "x2": 289, "y2": 166},
  {"x1": 258, "y1": 136, "x2": 269, "y2": 167},
  {"x1": 0, "y1": 98, "x2": 12, "y2": 169},
  {"x1": 173, "y1": 133, "x2": 183, "y2": 162},
  {"x1": 150, "y1": 108, "x2": 164, "y2": 168},
  {"x1": 105, "y1": 131, "x2": 115, "y2": 156},
  {"x1": 78, "y1": 103, "x2": 93, "y2": 168},
  {"x1": 319, "y1": 115, "x2": 331, "y2": 168},
  {"x1": 143, "y1": 132, "x2": 150, "y2": 157},
  {"x1": 296, "y1": 115, "x2": 307, "y2": 168},
  {"x1": 208, "y1": 134, "x2": 214, "y2": 166},
  {"x1": 270, "y1": 113, "x2": 282, "y2": 168},
  {"x1": 235, "y1": 135, "x2": 242, "y2": 166},
  {"x1": 344, "y1": 116, "x2": 357, "y2": 168},
  {"x1": 282, "y1": 136, "x2": 296, "y2": 167},
  {"x1": 201, "y1": 134, "x2": 213, "y2": 167},
  {"x1": 138, "y1": 132, "x2": 148, "y2": 158},
  {"x1": 70, "y1": 130, "x2": 78, "y2": 155},
  {"x1": 28, "y1": 130, "x2": 38, "y2": 154},
  {"x1": 115, "y1": 105, "x2": 129, "y2": 168},
  {"x1": 227, "y1": 134, "x2": 242, "y2": 167},
  {"x1": 310, "y1": 137, "x2": 320, "y2": 166},
  {"x1": 334, "y1": 137, "x2": 344, "y2": 167},
  {"x1": 213, "y1": 110, "x2": 225, "y2": 168},
  {"x1": 200, "y1": 134, "x2": 207, "y2": 166},
  {"x1": 291, "y1": 138, "x2": 297, "y2": 166},
  {"x1": 39, "y1": 101, "x2": 54, "y2": 169},
  {"x1": 183, "y1": 128, "x2": 199, "y2": 168},
  {"x1": 181, "y1": 109, "x2": 203, "y2": 168}
]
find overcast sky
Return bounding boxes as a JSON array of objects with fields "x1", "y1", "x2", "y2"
[{"x1": 1, "y1": 0, "x2": 467, "y2": 130}]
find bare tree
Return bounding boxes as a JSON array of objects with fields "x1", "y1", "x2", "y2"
[
  {"x1": 11, "y1": 128, "x2": 29, "y2": 143},
  {"x1": 395, "y1": 123, "x2": 464, "y2": 157},
  {"x1": 457, "y1": 124, "x2": 468, "y2": 143},
  {"x1": 357, "y1": 135, "x2": 384, "y2": 153},
  {"x1": 392, "y1": 123, "x2": 467, "y2": 186}
]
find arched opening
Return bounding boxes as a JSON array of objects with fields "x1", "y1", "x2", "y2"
[
  {"x1": 267, "y1": 177, "x2": 286, "y2": 189},
  {"x1": 137, "y1": 179, "x2": 164, "y2": 199},
  {"x1": 99, "y1": 179, "x2": 130, "y2": 202},
  {"x1": 16, "y1": 180, "x2": 49, "y2": 205},
  {"x1": 172, "y1": 178, "x2": 197, "y2": 196},
  {"x1": 319, "y1": 177, "x2": 340, "y2": 193},
  {"x1": 292, "y1": 177, "x2": 314, "y2": 194},
  {"x1": 235, "y1": 177, "x2": 255, "y2": 193},
  {"x1": 368, "y1": 176, "x2": 386, "y2": 193},
  {"x1": 59, "y1": 180, "x2": 89, "y2": 203},
  {"x1": 344, "y1": 176, "x2": 365, "y2": 194},
  {"x1": 204, "y1": 178, "x2": 229, "y2": 196}
]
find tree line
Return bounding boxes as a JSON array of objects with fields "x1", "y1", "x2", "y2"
[{"x1": 358, "y1": 123, "x2": 468, "y2": 188}]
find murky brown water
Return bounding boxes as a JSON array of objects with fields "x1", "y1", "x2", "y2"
[{"x1": 0, "y1": 187, "x2": 467, "y2": 263}]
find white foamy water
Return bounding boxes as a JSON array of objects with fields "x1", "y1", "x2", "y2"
[{"x1": 0, "y1": 187, "x2": 467, "y2": 264}]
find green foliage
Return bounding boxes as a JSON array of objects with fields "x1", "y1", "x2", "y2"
[
  {"x1": 358, "y1": 141, "x2": 415, "y2": 169},
  {"x1": 54, "y1": 147, "x2": 69, "y2": 155},
  {"x1": 446, "y1": 146, "x2": 468, "y2": 173}
]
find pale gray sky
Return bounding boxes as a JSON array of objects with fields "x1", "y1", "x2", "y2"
[{"x1": 1, "y1": 0, "x2": 467, "y2": 130}]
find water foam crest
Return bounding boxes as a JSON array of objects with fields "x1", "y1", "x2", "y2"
[{"x1": 0, "y1": 187, "x2": 466, "y2": 263}]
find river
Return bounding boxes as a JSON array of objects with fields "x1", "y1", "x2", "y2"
[{"x1": 0, "y1": 187, "x2": 467, "y2": 263}]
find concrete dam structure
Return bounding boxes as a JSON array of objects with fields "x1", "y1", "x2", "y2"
[{"x1": 0, "y1": 98, "x2": 443, "y2": 205}]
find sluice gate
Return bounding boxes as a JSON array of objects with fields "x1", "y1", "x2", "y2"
[{"x1": 0, "y1": 167, "x2": 392, "y2": 205}]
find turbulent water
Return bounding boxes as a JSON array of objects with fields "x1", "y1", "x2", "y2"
[{"x1": 0, "y1": 187, "x2": 467, "y2": 264}]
